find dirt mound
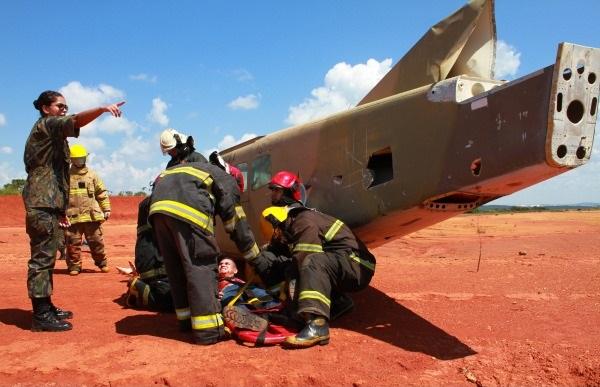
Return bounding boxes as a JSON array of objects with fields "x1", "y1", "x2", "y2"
[{"x1": 1, "y1": 195, "x2": 598, "y2": 386}]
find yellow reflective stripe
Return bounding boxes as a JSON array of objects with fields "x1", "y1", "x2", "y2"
[
  {"x1": 176, "y1": 307, "x2": 191, "y2": 321},
  {"x1": 224, "y1": 205, "x2": 247, "y2": 233},
  {"x1": 242, "y1": 243, "x2": 260, "y2": 260},
  {"x1": 299, "y1": 290, "x2": 331, "y2": 307},
  {"x1": 69, "y1": 188, "x2": 88, "y2": 196},
  {"x1": 137, "y1": 224, "x2": 152, "y2": 235},
  {"x1": 234, "y1": 205, "x2": 246, "y2": 219},
  {"x1": 140, "y1": 267, "x2": 167, "y2": 279},
  {"x1": 349, "y1": 252, "x2": 376, "y2": 271},
  {"x1": 150, "y1": 200, "x2": 214, "y2": 234},
  {"x1": 142, "y1": 284, "x2": 150, "y2": 306},
  {"x1": 293, "y1": 243, "x2": 324, "y2": 253},
  {"x1": 160, "y1": 167, "x2": 213, "y2": 189},
  {"x1": 191, "y1": 313, "x2": 224, "y2": 330},
  {"x1": 324, "y1": 219, "x2": 344, "y2": 241},
  {"x1": 70, "y1": 214, "x2": 93, "y2": 223}
]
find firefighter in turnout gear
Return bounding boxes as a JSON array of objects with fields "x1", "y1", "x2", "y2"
[
  {"x1": 124, "y1": 196, "x2": 173, "y2": 311},
  {"x1": 149, "y1": 161, "x2": 260, "y2": 345},
  {"x1": 65, "y1": 144, "x2": 111, "y2": 275},
  {"x1": 160, "y1": 128, "x2": 207, "y2": 168},
  {"x1": 262, "y1": 171, "x2": 376, "y2": 348}
]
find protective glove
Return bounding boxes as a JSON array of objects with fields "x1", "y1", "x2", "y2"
[{"x1": 103, "y1": 211, "x2": 111, "y2": 220}]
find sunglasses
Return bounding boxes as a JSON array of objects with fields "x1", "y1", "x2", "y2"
[{"x1": 52, "y1": 103, "x2": 69, "y2": 111}]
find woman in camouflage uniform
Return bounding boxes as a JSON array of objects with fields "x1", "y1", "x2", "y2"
[{"x1": 23, "y1": 90, "x2": 124, "y2": 332}]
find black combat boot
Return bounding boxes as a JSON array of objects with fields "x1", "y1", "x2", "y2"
[
  {"x1": 48, "y1": 297, "x2": 73, "y2": 320},
  {"x1": 31, "y1": 297, "x2": 73, "y2": 332},
  {"x1": 284, "y1": 315, "x2": 329, "y2": 348}
]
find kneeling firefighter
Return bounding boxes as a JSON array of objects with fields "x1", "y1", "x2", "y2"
[
  {"x1": 125, "y1": 196, "x2": 173, "y2": 311},
  {"x1": 261, "y1": 171, "x2": 377, "y2": 348}
]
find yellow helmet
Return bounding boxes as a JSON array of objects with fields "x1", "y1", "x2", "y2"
[
  {"x1": 70, "y1": 144, "x2": 88, "y2": 158},
  {"x1": 260, "y1": 206, "x2": 289, "y2": 240}
]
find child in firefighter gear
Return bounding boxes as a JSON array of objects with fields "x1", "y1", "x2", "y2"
[
  {"x1": 24, "y1": 90, "x2": 125, "y2": 332},
  {"x1": 122, "y1": 196, "x2": 173, "y2": 311},
  {"x1": 160, "y1": 128, "x2": 207, "y2": 168},
  {"x1": 64, "y1": 144, "x2": 111, "y2": 275},
  {"x1": 149, "y1": 161, "x2": 260, "y2": 345}
]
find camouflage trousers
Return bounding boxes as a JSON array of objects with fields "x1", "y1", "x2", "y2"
[
  {"x1": 25, "y1": 208, "x2": 60, "y2": 298},
  {"x1": 66, "y1": 222, "x2": 107, "y2": 271}
]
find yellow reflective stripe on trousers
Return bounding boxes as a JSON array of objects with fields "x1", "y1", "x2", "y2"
[
  {"x1": 293, "y1": 243, "x2": 324, "y2": 253},
  {"x1": 191, "y1": 313, "x2": 224, "y2": 330},
  {"x1": 324, "y1": 219, "x2": 344, "y2": 241},
  {"x1": 234, "y1": 205, "x2": 246, "y2": 219},
  {"x1": 150, "y1": 200, "x2": 214, "y2": 234},
  {"x1": 160, "y1": 167, "x2": 213, "y2": 189},
  {"x1": 349, "y1": 252, "x2": 376, "y2": 271},
  {"x1": 176, "y1": 307, "x2": 191, "y2": 321},
  {"x1": 299, "y1": 290, "x2": 331, "y2": 307},
  {"x1": 140, "y1": 267, "x2": 167, "y2": 279},
  {"x1": 142, "y1": 284, "x2": 150, "y2": 306},
  {"x1": 242, "y1": 243, "x2": 260, "y2": 260}
]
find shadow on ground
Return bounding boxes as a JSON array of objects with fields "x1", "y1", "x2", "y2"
[
  {"x1": 335, "y1": 286, "x2": 476, "y2": 360},
  {"x1": 0, "y1": 309, "x2": 31, "y2": 330}
]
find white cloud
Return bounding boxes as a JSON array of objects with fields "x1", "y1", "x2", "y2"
[
  {"x1": 97, "y1": 116, "x2": 136, "y2": 135},
  {"x1": 202, "y1": 133, "x2": 258, "y2": 156},
  {"x1": 233, "y1": 69, "x2": 254, "y2": 82},
  {"x1": 115, "y1": 135, "x2": 154, "y2": 161},
  {"x1": 0, "y1": 113, "x2": 6, "y2": 127},
  {"x1": 228, "y1": 94, "x2": 260, "y2": 110},
  {"x1": 0, "y1": 146, "x2": 12, "y2": 154},
  {"x1": 90, "y1": 153, "x2": 163, "y2": 194},
  {"x1": 147, "y1": 97, "x2": 169, "y2": 127},
  {"x1": 0, "y1": 162, "x2": 25, "y2": 187},
  {"x1": 59, "y1": 81, "x2": 125, "y2": 112},
  {"x1": 494, "y1": 40, "x2": 521, "y2": 80},
  {"x1": 70, "y1": 137, "x2": 106, "y2": 153},
  {"x1": 286, "y1": 58, "x2": 392, "y2": 126},
  {"x1": 129, "y1": 73, "x2": 157, "y2": 83}
]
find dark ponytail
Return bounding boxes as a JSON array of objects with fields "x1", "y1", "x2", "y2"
[{"x1": 33, "y1": 90, "x2": 63, "y2": 117}]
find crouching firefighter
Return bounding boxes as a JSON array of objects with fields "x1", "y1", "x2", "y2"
[
  {"x1": 262, "y1": 171, "x2": 377, "y2": 349},
  {"x1": 149, "y1": 161, "x2": 260, "y2": 345},
  {"x1": 125, "y1": 196, "x2": 173, "y2": 311}
]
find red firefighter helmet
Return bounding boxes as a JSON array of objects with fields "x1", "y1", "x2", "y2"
[{"x1": 268, "y1": 171, "x2": 305, "y2": 203}]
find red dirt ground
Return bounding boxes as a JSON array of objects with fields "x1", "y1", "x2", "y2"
[{"x1": 0, "y1": 195, "x2": 599, "y2": 386}]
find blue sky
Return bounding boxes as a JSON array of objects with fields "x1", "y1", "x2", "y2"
[{"x1": 1, "y1": 1, "x2": 599, "y2": 204}]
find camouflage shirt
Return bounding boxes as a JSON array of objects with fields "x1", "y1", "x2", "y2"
[{"x1": 22, "y1": 115, "x2": 80, "y2": 214}]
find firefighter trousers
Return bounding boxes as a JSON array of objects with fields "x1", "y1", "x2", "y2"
[
  {"x1": 151, "y1": 214, "x2": 225, "y2": 344},
  {"x1": 296, "y1": 250, "x2": 374, "y2": 319},
  {"x1": 66, "y1": 221, "x2": 107, "y2": 271}
]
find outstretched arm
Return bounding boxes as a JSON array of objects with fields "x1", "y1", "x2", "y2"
[{"x1": 73, "y1": 101, "x2": 126, "y2": 128}]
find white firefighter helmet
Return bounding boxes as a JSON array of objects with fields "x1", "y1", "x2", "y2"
[{"x1": 159, "y1": 128, "x2": 188, "y2": 155}]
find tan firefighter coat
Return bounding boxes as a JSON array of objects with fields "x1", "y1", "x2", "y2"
[{"x1": 66, "y1": 166, "x2": 111, "y2": 224}]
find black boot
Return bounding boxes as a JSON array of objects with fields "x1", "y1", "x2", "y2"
[
  {"x1": 49, "y1": 297, "x2": 73, "y2": 320},
  {"x1": 284, "y1": 315, "x2": 329, "y2": 348},
  {"x1": 31, "y1": 297, "x2": 72, "y2": 332}
]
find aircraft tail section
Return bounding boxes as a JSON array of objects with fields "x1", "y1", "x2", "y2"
[{"x1": 358, "y1": 0, "x2": 496, "y2": 106}]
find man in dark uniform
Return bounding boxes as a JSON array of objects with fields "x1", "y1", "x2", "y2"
[
  {"x1": 159, "y1": 128, "x2": 207, "y2": 168},
  {"x1": 148, "y1": 161, "x2": 260, "y2": 345},
  {"x1": 23, "y1": 90, "x2": 124, "y2": 332},
  {"x1": 124, "y1": 196, "x2": 173, "y2": 311},
  {"x1": 260, "y1": 171, "x2": 377, "y2": 349}
]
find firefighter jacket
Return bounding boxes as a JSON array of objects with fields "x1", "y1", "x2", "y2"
[
  {"x1": 135, "y1": 196, "x2": 166, "y2": 279},
  {"x1": 283, "y1": 207, "x2": 376, "y2": 272},
  {"x1": 66, "y1": 166, "x2": 111, "y2": 224},
  {"x1": 148, "y1": 162, "x2": 259, "y2": 260}
]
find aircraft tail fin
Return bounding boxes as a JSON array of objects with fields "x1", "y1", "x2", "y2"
[{"x1": 358, "y1": 0, "x2": 496, "y2": 106}]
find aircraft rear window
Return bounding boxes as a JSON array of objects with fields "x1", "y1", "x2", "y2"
[{"x1": 251, "y1": 154, "x2": 271, "y2": 190}]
